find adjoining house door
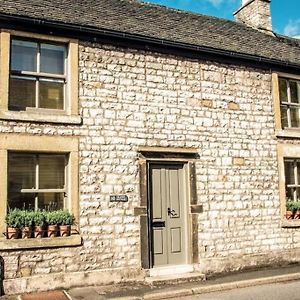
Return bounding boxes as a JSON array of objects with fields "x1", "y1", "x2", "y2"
[{"x1": 150, "y1": 163, "x2": 189, "y2": 267}]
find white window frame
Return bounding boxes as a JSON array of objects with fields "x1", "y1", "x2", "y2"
[
  {"x1": 279, "y1": 77, "x2": 300, "y2": 129},
  {"x1": 284, "y1": 158, "x2": 300, "y2": 202},
  {"x1": 278, "y1": 143, "x2": 300, "y2": 226},
  {"x1": 273, "y1": 73, "x2": 300, "y2": 138},
  {"x1": 10, "y1": 38, "x2": 67, "y2": 112},
  {"x1": 8, "y1": 152, "x2": 69, "y2": 211}
]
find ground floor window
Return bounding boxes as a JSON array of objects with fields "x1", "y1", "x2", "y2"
[
  {"x1": 284, "y1": 158, "x2": 300, "y2": 202},
  {"x1": 8, "y1": 152, "x2": 67, "y2": 211},
  {"x1": 0, "y1": 134, "x2": 79, "y2": 235}
]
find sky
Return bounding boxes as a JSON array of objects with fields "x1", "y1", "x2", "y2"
[{"x1": 143, "y1": 0, "x2": 300, "y2": 38}]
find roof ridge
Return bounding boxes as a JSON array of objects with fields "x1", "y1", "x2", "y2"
[
  {"x1": 126, "y1": 0, "x2": 281, "y2": 39},
  {"x1": 0, "y1": 0, "x2": 298, "y2": 68}
]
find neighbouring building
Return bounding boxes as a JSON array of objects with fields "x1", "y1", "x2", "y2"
[{"x1": 0, "y1": 0, "x2": 300, "y2": 295}]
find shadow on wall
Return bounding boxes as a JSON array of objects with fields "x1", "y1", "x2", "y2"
[{"x1": 0, "y1": 256, "x2": 4, "y2": 296}]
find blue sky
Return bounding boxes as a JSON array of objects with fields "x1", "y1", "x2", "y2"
[{"x1": 143, "y1": 0, "x2": 300, "y2": 37}]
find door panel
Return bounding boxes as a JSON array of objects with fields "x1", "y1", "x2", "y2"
[
  {"x1": 152, "y1": 168, "x2": 163, "y2": 220},
  {"x1": 169, "y1": 167, "x2": 181, "y2": 218},
  {"x1": 171, "y1": 227, "x2": 181, "y2": 253},
  {"x1": 150, "y1": 163, "x2": 188, "y2": 267},
  {"x1": 153, "y1": 229, "x2": 164, "y2": 254}
]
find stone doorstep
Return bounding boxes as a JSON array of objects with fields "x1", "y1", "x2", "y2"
[
  {"x1": 116, "y1": 272, "x2": 300, "y2": 300},
  {"x1": 145, "y1": 272, "x2": 206, "y2": 286}
]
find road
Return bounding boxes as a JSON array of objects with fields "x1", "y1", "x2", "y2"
[{"x1": 172, "y1": 280, "x2": 300, "y2": 300}]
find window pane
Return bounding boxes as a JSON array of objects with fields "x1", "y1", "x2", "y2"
[
  {"x1": 285, "y1": 160, "x2": 295, "y2": 185},
  {"x1": 38, "y1": 193, "x2": 64, "y2": 211},
  {"x1": 297, "y1": 161, "x2": 300, "y2": 186},
  {"x1": 8, "y1": 192, "x2": 35, "y2": 210},
  {"x1": 279, "y1": 78, "x2": 288, "y2": 102},
  {"x1": 286, "y1": 187, "x2": 295, "y2": 201},
  {"x1": 8, "y1": 153, "x2": 36, "y2": 190},
  {"x1": 280, "y1": 105, "x2": 289, "y2": 128},
  {"x1": 290, "y1": 107, "x2": 300, "y2": 127},
  {"x1": 290, "y1": 81, "x2": 300, "y2": 104},
  {"x1": 40, "y1": 43, "x2": 65, "y2": 74},
  {"x1": 39, "y1": 79, "x2": 64, "y2": 109},
  {"x1": 9, "y1": 76, "x2": 36, "y2": 110},
  {"x1": 11, "y1": 40, "x2": 37, "y2": 72},
  {"x1": 39, "y1": 155, "x2": 65, "y2": 189}
]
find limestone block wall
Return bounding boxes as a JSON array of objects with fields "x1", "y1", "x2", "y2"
[{"x1": 0, "y1": 40, "x2": 299, "y2": 290}]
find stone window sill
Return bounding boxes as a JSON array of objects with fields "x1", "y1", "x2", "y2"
[
  {"x1": 0, "y1": 110, "x2": 82, "y2": 125},
  {"x1": 0, "y1": 234, "x2": 82, "y2": 250},
  {"x1": 276, "y1": 129, "x2": 300, "y2": 139},
  {"x1": 281, "y1": 219, "x2": 300, "y2": 228}
]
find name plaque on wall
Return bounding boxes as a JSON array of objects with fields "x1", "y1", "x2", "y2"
[{"x1": 110, "y1": 195, "x2": 129, "y2": 202}]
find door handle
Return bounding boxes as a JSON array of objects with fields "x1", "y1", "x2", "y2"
[{"x1": 168, "y1": 207, "x2": 177, "y2": 217}]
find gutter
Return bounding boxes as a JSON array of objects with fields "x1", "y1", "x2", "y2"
[{"x1": 0, "y1": 12, "x2": 299, "y2": 72}]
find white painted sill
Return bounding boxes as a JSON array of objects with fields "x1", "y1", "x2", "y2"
[
  {"x1": 0, "y1": 110, "x2": 82, "y2": 125},
  {"x1": 281, "y1": 220, "x2": 300, "y2": 228},
  {"x1": 276, "y1": 129, "x2": 300, "y2": 139},
  {"x1": 0, "y1": 234, "x2": 82, "y2": 250}
]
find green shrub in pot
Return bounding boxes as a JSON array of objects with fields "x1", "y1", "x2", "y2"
[
  {"x1": 56, "y1": 210, "x2": 74, "y2": 237},
  {"x1": 5, "y1": 209, "x2": 22, "y2": 239},
  {"x1": 32, "y1": 210, "x2": 46, "y2": 238}
]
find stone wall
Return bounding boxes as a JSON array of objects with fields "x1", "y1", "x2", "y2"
[{"x1": 1, "y1": 40, "x2": 299, "y2": 293}]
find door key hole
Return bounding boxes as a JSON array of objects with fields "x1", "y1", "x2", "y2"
[{"x1": 168, "y1": 207, "x2": 177, "y2": 217}]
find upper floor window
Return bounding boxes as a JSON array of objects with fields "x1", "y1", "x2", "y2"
[
  {"x1": 9, "y1": 39, "x2": 66, "y2": 111},
  {"x1": 0, "y1": 30, "x2": 79, "y2": 123},
  {"x1": 279, "y1": 77, "x2": 300, "y2": 129}
]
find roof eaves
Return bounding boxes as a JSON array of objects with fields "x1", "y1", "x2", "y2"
[{"x1": 0, "y1": 12, "x2": 299, "y2": 71}]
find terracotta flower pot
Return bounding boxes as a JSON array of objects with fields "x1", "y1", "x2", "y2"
[
  {"x1": 294, "y1": 210, "x2": 300, "y2": 219},
  {"x1": 286, "y1": 210, "x2": 295, "y2": 220},
  {"x1": 59, "y1": 225, "x2": 71, "y2": 237},
  {"x1": 34, "y1": 226, "x2": 45, "y2": 238},
  {"x1": 48, "y1": 225, "x2": 58, "y2": 238},
  {"x1": 22, "y1": 226, "x2": 33, "y2": 239},
  {"x1": 7, "y1": 227, "x2": 19, "y2": 239}
]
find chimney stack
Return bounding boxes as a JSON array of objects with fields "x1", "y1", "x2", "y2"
[{"x1": 234, "y1": 0, "x2": 272, "y2": 34}]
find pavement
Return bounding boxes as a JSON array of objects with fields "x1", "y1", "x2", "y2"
[{"x1": 2, "y1": 264, "x2": 300, "y2": 300}]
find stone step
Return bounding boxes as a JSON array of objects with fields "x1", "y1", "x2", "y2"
[{"x1": 145, "y1": 272, "x2": 206, "y2": 286}]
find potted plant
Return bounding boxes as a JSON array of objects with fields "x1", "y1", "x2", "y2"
[
  {"x1": 46, "y1": 211, "x2": 59, "y2": 238},
  {"x1": 294, "y1": 201, "x2": 300, "y2": 219},
  {"x1": 21, "y1": 210, "x2": 34, "y2": 239},
  {"x1": 56, "y1": 210, "x2": 74, "y2": 237},
  {"x1": 33, "y1": 210, "x2": 46, "y2": 238},
  {"x1": 5, "y1": 209, "x2": 22, "y2": 239},
  {"x1": 286, "y1": 200, "x2": 296, "y2": 219}
]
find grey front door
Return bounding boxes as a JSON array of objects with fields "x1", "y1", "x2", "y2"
[{"x1": 150, "y1": 163, "x2": 188, "y2": 267}]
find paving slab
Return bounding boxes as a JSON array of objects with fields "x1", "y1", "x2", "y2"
[
  {"x1": 20, "y1": 291, "x2": 69, "y2": 300},
  {"x1": 2, "y1": 263, "x2": 300, "y2": 300}
]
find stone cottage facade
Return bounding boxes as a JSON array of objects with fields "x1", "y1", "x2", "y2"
[{"x1": 0, "y1": 0, "x2": 300, "y2": 294}]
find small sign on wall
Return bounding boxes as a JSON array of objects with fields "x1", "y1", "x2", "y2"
[{"x1": 110, "y1": 195, "x2": 129, "y2": 202}]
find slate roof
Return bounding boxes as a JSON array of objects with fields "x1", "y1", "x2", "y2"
[{"x1": 0, "y1": 0, "x2": 299, "y2": 68}]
